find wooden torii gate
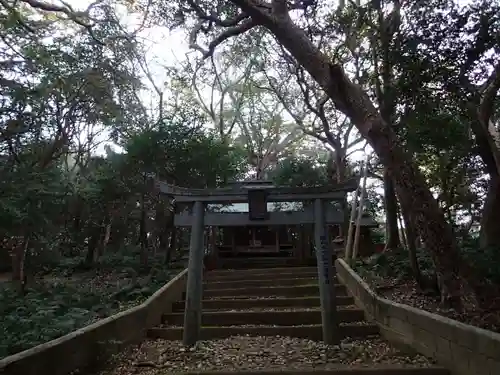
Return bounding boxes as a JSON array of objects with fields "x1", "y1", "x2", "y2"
[{"x1": 153, "y1": 177, "x2": 360, "y2": 346}]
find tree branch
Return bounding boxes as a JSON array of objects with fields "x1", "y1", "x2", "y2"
[
  {"x1": 184, "y1": 0, "x2": 259, "y2": 58},
  {"x1": 17, "y1": 0, "x2": 104, "y2": 44},
  {"x1": 185, "y1": 0, "x2": 249, "y2": 27},
  {"x1": 189, "y1": 18, "x2": 257, "y2": 59},
  {"x1": 367, "y1": 170, "x2": 383, "y2": 181},
  {"x1": 478, "y1": 60, "x2": 500, "y2": 127},
  {"x1": 204, "y1": 19, "x2": 257, "y2": 58}
]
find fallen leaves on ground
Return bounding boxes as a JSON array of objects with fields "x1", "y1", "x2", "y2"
[
  {"x1": 98, "y1": 335, "x2": 434, "y2": 375},
  {"x1": 369, "y1": 277, "x2": 500, "y2": 333}
]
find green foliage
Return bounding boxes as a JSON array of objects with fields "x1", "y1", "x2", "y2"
[
  {"x1": 392, "y1": 0, "x2": 500, "y2": 223},
  {"x1": 369, "y1": 228, "x2": 385, "y2": 245},
  {"x1": 0, "y1": 248, "x2": 176, "y2": 359},
  {"x1": 125, "y1": 123, "x2": 248, "y2": 188},
  {"x1": 356, "y1": 240, "x2": 500, "y2": 286},
  {"x1": 0, "y1": 6, "x2": 145, "y2": 255},
  {"x1": 270, "y1": 156, "x2": 329, "y2": 187},
  {"x1": 460, "y1": 238, "x2": 500, "y2": 285},
  {"x1": 354, "y1": 247, "x2": 435, "y2": 283},
  {"x1": 0, "y1": 161, "x2": 69, "y2": 234}
]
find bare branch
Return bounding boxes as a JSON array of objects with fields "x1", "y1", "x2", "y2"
[
  {"x1": 17, "y1": 0, "x2": 104, "y2": 44},
  {"x1": 221, "y1": 60, "x2": 255, "y2": 137},
  {"x1": 367, "y1": 170, "x2": 383, "y2": 181},
  {"x1": 185, "y1": 0, "x2": 249, "y2": 27},
  {"x1": 255, "y1": 71, "x2": 309, "y2": 131},
  {"x1": 343, "y1": 118, "x2": 356, "y2": 144},
  {"x1": 346, "y1": 132, "x2": 364, "y2": 149},
  {"x1": 301, "y1": 126, "x2": 329, "y2": 144},
  {"x1": 210, "y1": 56, "x2": 222, "y2": 131},
  {"x1": 189, "y1": 60, "x2": 214, "y2": 117},
  {"x1": 184, "y1": 0, "x2": 259, "y2": 58},
  {"x1": 204, "y1": 19, "x2": 257, "y2": 58},
  {"x1": 188, "y1": 17, "x2": 257, "y2": 59},
  {"x1": 188, "y1": 21, "x2": 208, "y2": 55},
  {"x1": 21, "y1": 0, "x2": 78, "y2": 13},
  {"x1": 346, "y1": 141, "x2": 369, "y2": 158}
]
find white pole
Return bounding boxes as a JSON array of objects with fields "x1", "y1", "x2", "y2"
[
  {"x1": 345, "y1": 159, "x2": 366, "y2": 261},
  {"x1": 344, "y1": 188, "x2": 359, "y2": 261},
  {"x1": 352, "y1": 154, "x2": 369, "y2": 263}
]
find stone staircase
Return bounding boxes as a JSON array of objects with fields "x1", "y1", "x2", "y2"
[
  {"x1": 148, "y1": 266, "x2": 380, "y2": 341},
  {"x1": 123, "y1": 266, "x2": 450, "y2": 374}
]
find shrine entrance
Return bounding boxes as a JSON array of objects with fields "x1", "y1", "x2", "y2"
[
  {"x1": 153, "y1": 177, "x2": 377, "y2": 346},
  {"x1": 168, "y1": 179, "x2": 377, "y2": 266},
  {"x1": 218, "y1": 225, "x2": 293, "y2": 257}
]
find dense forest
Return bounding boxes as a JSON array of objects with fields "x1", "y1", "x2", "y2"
[{"x1": 0, "y1": 0, "x2": 499, "y2": 359}]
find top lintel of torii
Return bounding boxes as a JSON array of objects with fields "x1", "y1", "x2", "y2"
[{"x1": 150, "y1": 176, "x2": 361, "y2": 204}]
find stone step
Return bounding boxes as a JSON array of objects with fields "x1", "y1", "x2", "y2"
[
  {"x1": 204, "y1": 276, "x2": 327, "y2": 289},
  {"x1": 180, "y1": 367, "x2": 449, "y2": 375},
  {"x1": 163, "y1": 309, "x2": 365, "y2": 326},
  {"x1": 206, "y1": 270, "x2": 321, "y2": 282},
  {"x1": 172, "y1": 296, "x2": 355, "y2": 312},
  {"x1": 198, "y1": 284, "x2": 347, "y2": 299},
  {"x1": 216, "y1": 258, "x2": 299, "y2": 269},
  {"x1": 147, "y1": 323, "x2": 379, "y2": 341},
  {"x1": 209, "y1": 266, "x2": 318, "y2": 276},
  {"x1": 206, "y1": 266, "x2": 319, "y2": 278}
]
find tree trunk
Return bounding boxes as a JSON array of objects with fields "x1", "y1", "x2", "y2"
[
  {"x1": 466, "y1": 101, "x2": 500, "y2": 248},
  {"x1": 109, "y1": 220, "x2": 126, "y2": 252},
  {"x1": 159, "y1": 227, "x2": 170, "y2": 254},
  {"x1": 383, "y1": 169, "x2": 400, "y2": 250},
  {"x1": 398, "y1": 210, "x2": 408, "y2": 250},
  {"x1": 480, "y1": 174, "x2": 500, "y2": 249},
  {"x1": 98, "y1": 220, "x2": 112, "y2": 257},
  {"x1": 85, "y1": 227, "x2": 101, "y2": 266},
  {"x1": 71, "y1": 197, "x2": 85, "y2": 251},
  {"x1": 240, "y1": 4, "x2": 478, "y2": 307},
  {"x1": 139, "y1": 193, "x2": 148, "y2": 266},
  {"x1": 165, "y1": 227, "x2": 177, "y2": 265},
  {"x1": 397, "y1": 192, "x2": 440, "y2": 294},
  {"x1": 11, "y1": 236, "x2": 29, "y2": 294},
  {"x1": 334, "y1": 150, "x2": 349, "y2": 238},
  {"x1": 160, "y1": 200, "x2": 175, "y2": 253},
  {"x1": 400, "y1": 201, "x2": 423, "y2": 287},
  {"x1": 11, "y1": 236, "x2": 30, "y2": 295},
  {"x1": 10, "y1": 238, "x2": 22, "y2": 282},
  {"x1": 151, "y1": 198, "x2": 165, "y2": 255}
]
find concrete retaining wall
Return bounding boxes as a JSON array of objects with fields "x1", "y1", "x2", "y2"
[
  {"x1": 0, "y1": 269, "x2": 188, "y2": 375},
  {"x1": 335, "y1": 259, "x2": 500, "y2": 375}
]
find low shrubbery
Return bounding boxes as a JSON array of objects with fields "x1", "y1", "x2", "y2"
[
  {"x1": 354, "y1": 237, "x2": 500, "y2": 287},
  {"x1": 0, "y1": 248, "x2": 177, "y2": 359}
]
